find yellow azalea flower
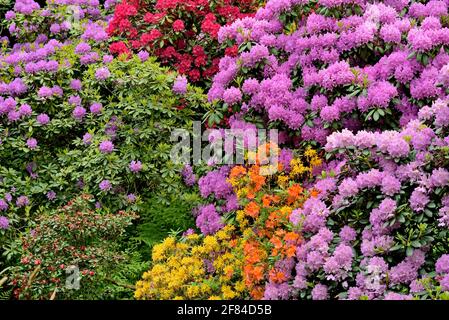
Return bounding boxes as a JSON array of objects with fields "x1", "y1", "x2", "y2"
[
  {"x1": 277, "y1": 175, "x2": 289, "y2": 187},
  {"x1": 235, "y1": 281, "x2": 246, "y2": 293},
  {"x1": 222, "y1": 285, "x2": 236, "y2": 299}
]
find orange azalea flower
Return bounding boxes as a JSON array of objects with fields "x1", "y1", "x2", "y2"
[
  {"x1": 278, "y1": 162, "x2": 284, "y2": 172},
  {"x1": 262, "y1": 194, "x2": 281, "y2": 207},
  {"x1": 310, "y1": 188, "x2": 320, "y2": 198},
  {"x1": 270, "y1": 236, "x2": 283, "y2": 249},
  {"x1": 284, "y1": 232, "x2": 300, "y2": 242},
  {"x1": 245, "y1": 201, "x2": 260, "y2": 218},
  {"x1": 229, "y1": 165, "x2": 246, "y2": 179},
  {"x1": 250, "y1": 286, "x2": 265, "y2": 300},
  {"x1": 286, "y1": 245, "x2": 297, "y2": 258},
  {"x1": 269, "y1": 269, "x2": 286, "y2": 283},
  {"x1": 262, "y1": 195, "x2": 272, "y2": 207},
  {"x1": 249, "y1": 172, "x2": 265, "y2": 192},
  {"x1": 287, "y1": 184, "x2": 303, "y2": 204}
]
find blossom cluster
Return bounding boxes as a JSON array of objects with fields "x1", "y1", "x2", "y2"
[
  {"x1": 136, "y1": 144, "x2": 323, "y2": 299},
  {"x1": 207, "y1": 0, "x2": 449, "y2": 140},
  {"x1": 107, "y1": 0, "x2": 261, "y2": 84},
  {"x1": 291, "y1": 97, "x2": 449, "y2": 300},
  {"x1": 0, "y1": 0, "x2": 205, "y2": 254}
]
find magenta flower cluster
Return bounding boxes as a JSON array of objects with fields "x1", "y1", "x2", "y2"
[{"x1": 209, "y1": 0, "x2": 449, "y2": 145}]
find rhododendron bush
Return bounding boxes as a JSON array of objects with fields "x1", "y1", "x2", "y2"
[
  {"x1": 107, "y1": 0, "x2": 261, "y2": 85},
  {"x1": 0, "y1": 0, "x2": 205, "y2": 217},
  {"x1": 3, "y1": 0, "x2": 449, "y2": 302},
  {"x1": 0, "y1": 0, "x2": 206, "y2": 299},
  {"x1": 136, "y1": 0, "x2": 449, "y2": 301},
  {"x1": 207, "y1": 0, "x2": 449, "y2": 139}
]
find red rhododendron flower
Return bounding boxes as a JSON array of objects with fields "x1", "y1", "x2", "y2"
[
  {"x1": 188, "y1": 69, "x2": 201, "y2": 82},
  {"x1": 144, "y1": 12, "x2": 165, "y2": 24},
  {"x1": 192, "y1": 45, "x2": 205, "y2": 57},
  {"x1": 173, "y1": 19, "x2": 185, "y2": 32},
  {"x1": 141, "y1": 29, "x2": 162, "y2": 44},
  {"x1": 110, "y1": 41, "x2": 130, "y2": 55},
  {"x1": 108, "y1": 0, "x2": 260, "y2": 84},
  {"x1": 201, "y1": 14, "x2": 221, "y2": 38},
  {"x1": 156, "y1": 0, "x2": 180, "y2": 10},
  {"x1": 225, "y1": 44, "x2": 239, "y2": 57},
  {"x1": 194, "y1": 55, "x2": 207, "y2": 67}
]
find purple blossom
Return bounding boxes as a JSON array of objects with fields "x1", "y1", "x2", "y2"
[
  {"x1": 26, "y1": 138, "x2": 37, "y2": 150},
  {"x1": 103, "y1": 55, "x2": 113, "y2": 64},
  {"x1": 137, "y1": 50, "x2": 149, "y2": 62},
  {"x1": 38, "y1": 86, "x2": 53, "y2": 98},
  {"x1": 311, "y1": 284, "x2": 329, "y2": 300},
  {"x1": 381, "y1": 174, "x2": 401, "y2": 196},
  {"x1": 46, "y1": 191, "x2": 56, "y2": 200},
  {"x1": 195, "y1": 204, "x2": 224, "y2": 235},
  {"x1": 264, "y1": 282, "x2": 290, "y2": 300},
  {"x1": 83, "y1": 133, "x2": 92, "y2": 145},
  {"x1": 16, "y1": 195, "x2": 29, "y2": 207},
  {"x1": 440, "y1": 274, "x2": 449, "y2": 291},
  {"x1": 430, "y1": 168, "x2": 449, "y2": 188},
  {"x1": 99, "y1": 180, "x2": 112, "y2": 191},
  {"x1": 36, "y1": 113, "x2": 50, "y2": 125},
  {"x1": 99, "y1": 140, "x2": 114, "y2": 153},
  {"x1": 0, "y1": 216, "x2": 9, "y2": 230},
  {"x1": 75, "y1": 42, "x2": 91, "y2": 54},
  {"x1": 223, "y1": 87, "x2": 242, "y2": 105},
  {"x1": 127, "y1": 193, "x2": 137, "y2": 203},
  {"x1": 384, "y1": 292, "x2": 413, "y2": 300},
  {"x1": 51, "y1": 86, "x2": 63, "y2": 97},
  {"x1": 0, "y1": 200, "x2": 8, "y2": 211},
  {"x1": 198, "y1": 167, "x2": 233, "y2": 199},
  {"x1": 68, "y1": 95, "x2": 82, "y2": 106},
  {"x1": 410, "y1": 279, "x2": 425, "y2": 293},
  {"x1": 95, "y1": 67, "x2": 110, "y2": 81},
  {"x1": 182, "y1": 228, "x2": 195, "y2": 237},
  {"x1": 181, "y1": 165, "x2": 197, "y2": 186},
  {"x1": 70, "y1": 79, "x2": 82, "y2": 91},
  {"x1": 339, "y1": 226, "x2": 357, "y2": 243},
  {"x1": 72, "y1": 106, "x2": 87, "y2": 120},
  {"x1": 338, "y1": 178, "x2": 359, "y2": 198},
  {"x1": 129, "y1": 160, "x2": 143, "y2": 173},
  {"x1": 435, "y1": 254, "x2": 449, "y2": 274},
  {"x1": 410, "y1": 187, "x2": 429, "y2": 212},
  {"x1": 89, "y1": 102, "x2": 103, "y2": 114},
  {"x1": 172, "y1": 75, "x2": 188, "y2": 94}
]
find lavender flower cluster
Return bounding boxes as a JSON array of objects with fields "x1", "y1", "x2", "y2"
[
  {"x1": 270, "y1": 96, "x2": 449, "y2": 300},
  {"x1": 209, "y1": 0, "x2": 449, "y2": 144},
  {"x1": 0, "y1": 1, "x2": 126, "y2": 225}
]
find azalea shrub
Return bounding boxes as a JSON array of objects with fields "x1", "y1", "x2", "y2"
[
  {"x1": 107, "y1": 0, "x2": 261, "y2": 85},
  {"x1": 8, "y1": 194, "x2": 138, "y2": 300},
  {"x1": 207, "y1": 0, "x2": 449, "y2": 141},
  {"x1": 135, "y1": 144, "x2": 324, "y2": 299}
]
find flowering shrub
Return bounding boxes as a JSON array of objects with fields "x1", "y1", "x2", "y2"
[
  {"x1": 9, "y1": 194, "x2": 137, "y2": 300},
  {"x1": 107, "y1": 0, "x2": 261, "y2": 85},
  {"x1": 0, "y1": 0, "x2": 209, "y2": 298},
  {"x1": 283, "y1": 98, "x2": 449, "y2": 300},
  {"x1": 0, "y1": 0, "x2": 206, "y2": 241},
  {"x1": 207, "y1": 0, "x2": 449, "y2": 142},
  {"x1": 135, "y1": 144, "x2": 324, "y2": 299}
]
